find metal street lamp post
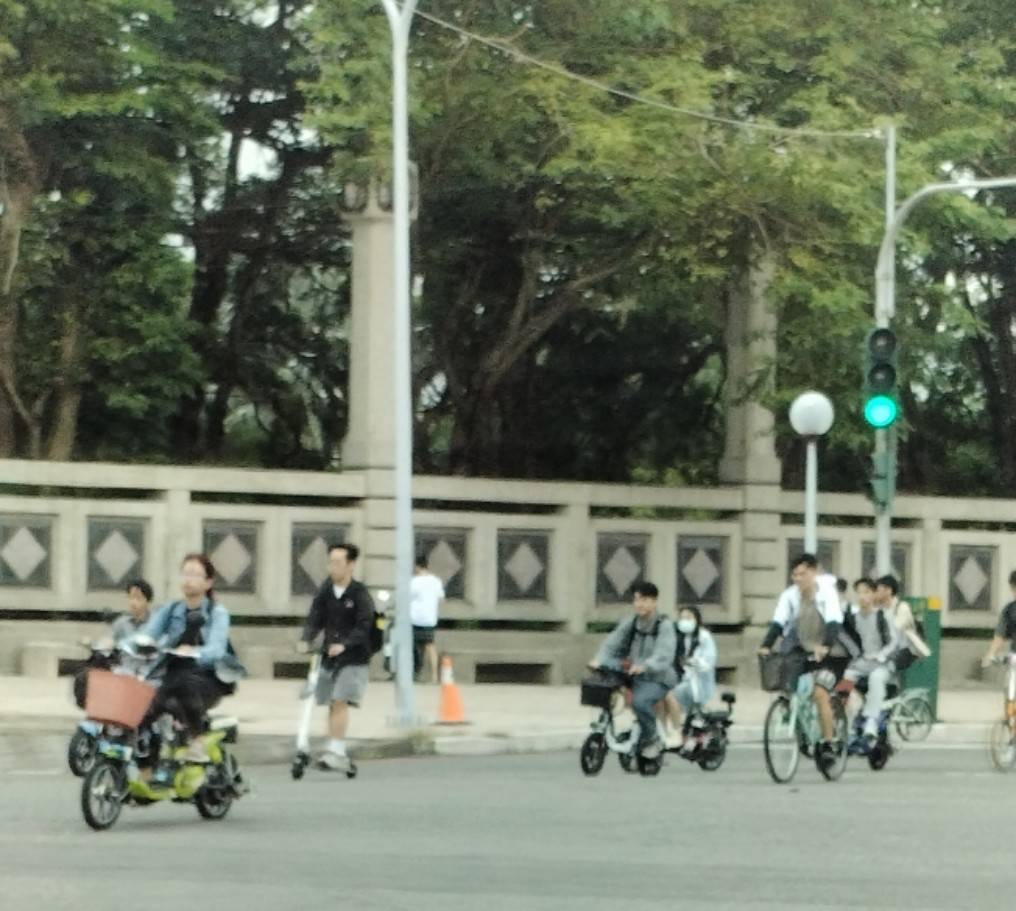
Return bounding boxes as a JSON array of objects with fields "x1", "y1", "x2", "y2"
[
  {"x1": 872, "y1": 173, "x2": 1016, "y2": 575},
  {"x1": 379, "y1": 0, "x2": 418, "y2": 726},
  {"x1": 789, "y1": 392, "x2": 835, "y2": 555}
]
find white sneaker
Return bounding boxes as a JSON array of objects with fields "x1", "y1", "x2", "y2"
[
  {"x1": 663, "y1": 730, "x2": 685, "y2": 750},
  {"x1": 640, "y1": 738, "x2": 663, "y2": 760},
  {"x1": 317, "y1": 751, "x2": 351, "y2": 772}
]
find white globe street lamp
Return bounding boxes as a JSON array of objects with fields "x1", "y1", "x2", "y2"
[{"x1": 789, "y1": 392, "x2": 835, "y2": 555}]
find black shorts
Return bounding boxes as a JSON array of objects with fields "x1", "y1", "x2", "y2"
[
  {"x1": 412, "y1": 625, "x2": 436, "y2": 644},
  {"x1": 786, "y1": 649, "x2": 838, "y2": 692}
]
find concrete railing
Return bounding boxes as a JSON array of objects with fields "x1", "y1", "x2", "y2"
[{"x1": 0, "y1": 459, "x2": 1011, "y2": 683}]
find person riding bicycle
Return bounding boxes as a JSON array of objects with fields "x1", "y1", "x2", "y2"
[
  {"x1": 758, "y1": 553, "x2": 844, "y2": 767},
  {"x1": 981, "y1": 569, "x2": 1016, "y2": 668},
  {"x1": 837, "y1": 576, "x2": 899, "y2": 749},
  {"x1": 661, "y1": 606, "x2": 716, "y2": 753},
  {"x1": 137, "y1": 554, "x2": 237, "y2": 769},
  {"x1": 875, "y1": 574, "x2": 929, "y2": 670},
  {"x1": 588, "y1": 581, "x2": 676, "y2": 760}
]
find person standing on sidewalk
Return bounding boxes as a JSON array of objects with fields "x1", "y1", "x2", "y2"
[
  {"x1": 410, "y1": 553, "x2": 444, "y2": 684},
  {"x1": 588, "y1": 581, "x2": 676, "y2": 759},
  {"x1": 301, "y1": 543, "x2": 374, "y2": 772}
]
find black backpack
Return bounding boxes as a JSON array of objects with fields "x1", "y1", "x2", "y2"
[
  {"x1": 369, "y1": 607, "x2": 385, "y2": 655},
  {"x1": 622, "y1": 615, "x2": 662, "y2": 661}
]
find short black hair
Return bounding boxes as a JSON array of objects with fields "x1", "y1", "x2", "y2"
[
  {"x1": 854, "y1": 577, "x2": 876, "y2": 591},
  {"x1": 125, "y1": 578, "x2": 153, "y2": 602},
  {"x1": 329, "y1": 542, "x2": 360, "y2": 562},
  {"x1": 633, "y1": 581, "x2": 659, "y2": 599},
  {"x1": 791, "y1": 553, "x2": 818, "y2": 571},
  {"x1": 415, "y1": 553, "x2": 429, "y2": 569},
  {"x1": 875, "y1": 574, "x2": 899, "y2": 596},
  {"x1": 1009, "y1": 569, "x2": 1016, "y2": 588},
  {"x1": 835, "y1": 577, "x2": 848, "y2": 594}
]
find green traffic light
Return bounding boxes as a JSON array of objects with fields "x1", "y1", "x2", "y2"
[{"x1": 864, "y1": 395, "x2": 898, "y2": 428}]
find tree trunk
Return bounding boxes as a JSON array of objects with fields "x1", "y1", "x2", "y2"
[
  {"x1": 0, "y1": 162, "x2": 41, "y2": 456},
  {"x1": 45, "y1": 300, "x2": 85, "y2": 460}
]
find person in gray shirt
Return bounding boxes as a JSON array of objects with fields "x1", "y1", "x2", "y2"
[
  {"x1": 110, "y1": 578, "x2": 153, "y2": 646},
  {"x1": 589, "y1": 581, "x2": 676, "y2": 759},
  {"x1": 840, "y1": 577, "x2": 899, "y2": 746}
]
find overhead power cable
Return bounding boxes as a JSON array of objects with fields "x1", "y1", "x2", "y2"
[{"x1": 416, "y1": 9, "x2": 882, "y2": 142}]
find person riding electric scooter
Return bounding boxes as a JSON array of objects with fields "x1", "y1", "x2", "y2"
[{"x1": 588, "y1": 581, "x2": 676, "y2": 761}]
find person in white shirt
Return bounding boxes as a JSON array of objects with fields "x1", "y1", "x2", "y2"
[
  {"x1": 410, "y1": 554, "x2": 445, "y2": 684},
  {"x1": 758, "y1": 553, "x2": 845, "y2": 767}
]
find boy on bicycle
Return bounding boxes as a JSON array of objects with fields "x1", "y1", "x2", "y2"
[
  {"x1": 838, "y1": 576, "x2": 899, "y2": 749},
  {"x1": 589, "y1": 581, "x2": 676, "y2": 760},
  {"x1": 981, "y1": 569, "x2": 1016, "y2": 668},
  {"x1": 758, "y1": 553, "x2": 844, "y2": 767}
]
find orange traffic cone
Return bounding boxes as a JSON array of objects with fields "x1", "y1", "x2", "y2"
[{"x1": 437, "y1": 655, "x2": 468, "y2": 725}]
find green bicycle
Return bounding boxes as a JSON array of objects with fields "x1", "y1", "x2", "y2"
[{"x1": 761, "y1": 655, "x2": 848, "y2": 784}]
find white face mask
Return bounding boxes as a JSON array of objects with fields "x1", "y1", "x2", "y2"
[{"x1": 677, "y1": 618, "x2": 697, "y2": 635}]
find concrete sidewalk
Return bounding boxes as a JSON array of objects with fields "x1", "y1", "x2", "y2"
[{"x1": 0, "y1": 674, "x2": 1007, "y2": 770}]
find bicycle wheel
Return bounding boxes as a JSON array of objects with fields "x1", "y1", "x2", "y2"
[
  {"x1": 816, "y1": 698, "x2": 849, "y2": 782},
  {"x1": 579, "y1": 733, "x2": 608, "y2": 776},
  {"x1": 989, "y1": 720, "x2": 1016, "y2": 772},
  {"x1": 894, "y1": 695, "x2": 934, "y2": 742},
  {"x1": 763, "y1": 697, "x2": 800, "y2": 784}
]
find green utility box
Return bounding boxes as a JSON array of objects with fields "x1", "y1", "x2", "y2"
[{"x1": 902, "y1": 596, "x2": 941, "y2": 719}]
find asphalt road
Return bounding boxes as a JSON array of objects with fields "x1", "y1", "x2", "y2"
[{"x1": 1, "y1": 747, "x2": 1014, "y2": 910}]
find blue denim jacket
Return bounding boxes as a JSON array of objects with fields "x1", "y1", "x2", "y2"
[{"x1": 139, "y1": 598, "x2": 230, "y2": 668}]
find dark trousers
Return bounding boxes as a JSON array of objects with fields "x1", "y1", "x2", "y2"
[
  {"x1": 149, "y1": 663, "x2": 226, "y2": 739},
  {"x1": 412, "y1": 625, "x2": 436, "y2": 675}
]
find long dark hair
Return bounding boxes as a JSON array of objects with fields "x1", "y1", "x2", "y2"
[{"x1": 182, "y1": 553, "x2": 217, "y2": 601}]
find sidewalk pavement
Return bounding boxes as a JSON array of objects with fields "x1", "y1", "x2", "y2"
[{"x1": 0, "y1": 676, "x2": 1006, "y2": 770}]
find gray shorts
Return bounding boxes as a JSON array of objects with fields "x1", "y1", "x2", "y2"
[{"x1": 315, "y1": 663, "x2": 369, "y2": 707}]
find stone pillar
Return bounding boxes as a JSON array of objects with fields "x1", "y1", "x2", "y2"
[
  {"x1": 719, "y1": 250, "x2": 781, "y2": 487},
  {"x1": 341, "y1": 187, "x2": 398, "y2": 473},
  {"x1": 718, "y1": 249, "x2": 784, "y2": 679},
  {"x1": 340, "y1": 181, "x2": 417, "y2": 594},
  {"x1": 161, "y1": 488, "x2": 192, "y2": 598}
]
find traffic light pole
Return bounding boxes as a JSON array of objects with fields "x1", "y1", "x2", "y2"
[
  {"x1": 873, "y1": 125, "x2": 896, "y2": 576},
  {"x1": 872, "y1": 124, "x2": 1016, "y2": 575}
]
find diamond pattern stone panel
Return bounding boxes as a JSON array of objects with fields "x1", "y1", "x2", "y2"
[
  {"x1": 291, "y1": 524, "x2": 348, "y2": 597},
  {"x1": 497, "y1": 530, "x2": 549, "y2": 601},
  {"x1": 949, "y1": 545, "x2": 994, "y2": 611},
  {"x1": 596, "y1": 534, "x2": 647, "y2": 604},
  {"x1": 202, "y1": 521, "x2": 259, "y2": 594},
  {"x1": 88, "y1": 518, "x2": 145, "y2": 591},
  {"x1": 677, "y1": 536, "x2": 726, "y2": 607},
  {"x1": 415, "y1": 529, "x2": 466, "y2": 599},
  {"x1": 0, "y1": 515, "x2": 51, "y2": 588},
  {"x1": 860, "y1": 542, "x2": 911, "y2": 594}
]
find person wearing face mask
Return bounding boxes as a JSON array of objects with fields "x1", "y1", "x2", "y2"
[{"x1": 661, "y1": 606, "x2": 717, "y2": 751}]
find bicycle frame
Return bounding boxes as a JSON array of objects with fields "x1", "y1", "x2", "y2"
[{"x1": 590, "y1": 702, "x2": 643, "y2": 755}]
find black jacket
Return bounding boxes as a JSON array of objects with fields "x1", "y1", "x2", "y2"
[{"x1": 301, "y1": 579, "x2": 374, "y2": 669}]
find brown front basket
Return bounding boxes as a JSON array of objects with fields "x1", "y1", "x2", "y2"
[
  {"x1": 84, "y1": 669, "x2": 157, "y2": 728},
  {"x1": 758, "y1": 654, "x2": 792, "y2": 693}
]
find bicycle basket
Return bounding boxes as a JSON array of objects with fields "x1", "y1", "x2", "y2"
[
  {"x1": 759, "y1": 654, "x2": 792, "y2": 693},
  {"x1": 580, "y1": 673, "x2": 617, "y2": 709},
  {"x1": 84, "y1": 669, "x2": 157, "y2": 728}
]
